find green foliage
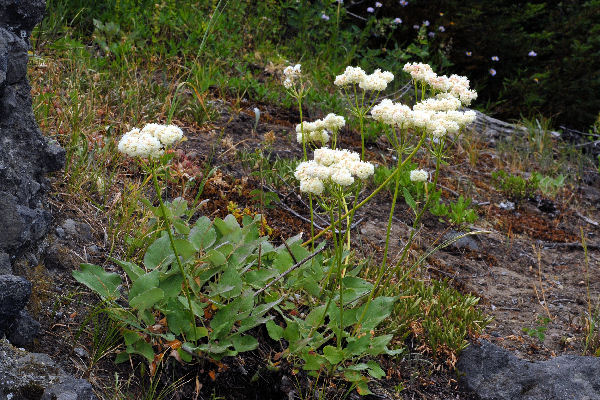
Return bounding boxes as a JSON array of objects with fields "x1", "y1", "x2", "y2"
[
  {"x1": 532, "y1": 172, "x2": 565, "y2": 199},
  {"x1": 523, "y1": 316, "x2": 551, "y2": 343},
  {"x1": 388, "y1": 279, "x2": 490, "y2": 354},
  {"x1": 74, "y1": 206, "x2": 302, "y2": 362},
  {"x1": 492, "y1": 170, "x2": 539, "y2": 201}
]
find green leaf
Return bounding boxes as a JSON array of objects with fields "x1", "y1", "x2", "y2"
[
  {"x1": 205, "y1": 249, "x2": 227, "y2": 266},
  {"x1": 178, "y1": 347, "x2": 193, "y2": 362},
  {"x1": 167, "y1": 197, "x2": 188, "y2": 217},
  {"x1": 356, "y1": 381, "x2": 372, "y2": 396},
  {"x1": 359, "y1": 296, "x2": 396, "y2": 331},
  {"x1": 403, "y1": 187, "x2": 417, "y2": 213},
  {"x1": 302, "y1": 352, "x2": 326, "y2": 371},
  {"x1": 322, "y1": 345, "x2": 345, "y2": 365},
  {"x1": 159, "y1": 272, "x2": 183, "y2": 299},
  {"x1": 189, "y1": 217, "x2": 216, "y2": 251},
  {"x1": 173, "y1": 218, "x2": 190, "y2": 235},
  {"x1": 187, "y1": 326, "x2": 209, "y2": 341},
  {"x1": 129, "y1": 287, "x2": 164, "y2": 310},
  {"x1": 73, "y1": 263, "x2": 121, "y2": 300},
  {"x1": 231, "y1": 335, "x2": 258, "y2": 352},
  {"x1": 265, "y1": 320, "x2": 284, "y2": 340},
  {"x1": 343, "y1": 369, "x2": 363, "y2": 382},
  {"x1": 129, "y1": 270, "x2": 160, "y2": 300},
  {"x1": 132, "y1": 340, "x2": 155, "y2": 362},
  {"x1": 366, "y1": 360, "x2": 386, "y2": 379},
  {"x1": 144, "y1": 235, "x2": 174, "y2": 269},
  {"x1": 111, "y1": 258, "x2": 144, "y2": 281},
  {"x1": 114, "y1": 352, "x2": 130, "y2": 364}
]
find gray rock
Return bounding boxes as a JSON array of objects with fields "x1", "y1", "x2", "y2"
[
  {"x1": 457, "y1": 339, "x2": 600, "y2": 400},
  {"x1": 6, "y1": 310, "x2": 40, "y2": 347},
  {"x1": 0, "y1": 274, "x2": 31, "y2": 326},
  {"x1": 0, "y1": 252, "x2": 10, "y2": 274},
  {"x1": 0, "y1": 339, "x2": 97, "y2": 400},
  {"x1": 62, "y1": 219, "x2": 78, "y2": 237},
  {"x1": 443, "y1": 230, "x2": 480, "y2": 252},
  {"x1": 0, "y1": 0, "x2": 65, "y2": 258}
]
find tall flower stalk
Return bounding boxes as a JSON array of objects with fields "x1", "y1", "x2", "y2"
[{"x1": 117, "y1": 123, "x2": 198, "y2": 341}]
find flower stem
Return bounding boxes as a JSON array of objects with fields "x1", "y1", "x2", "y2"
[
  {"x1": 302, "y1": 129, "x2": 428, "y2": 248},
  {"x1": 151, "y1": 163, "x2": 197, "y2": 343}
]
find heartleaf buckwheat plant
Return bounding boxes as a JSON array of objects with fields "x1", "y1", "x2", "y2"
[
  {"x1": 280, "y1": 62, "x2": 480, "y2": 393},
  {"x1": 74, "y1": 123, "x2": 327, "y2": 372}
]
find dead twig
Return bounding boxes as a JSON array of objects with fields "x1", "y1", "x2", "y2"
[{"x1": 254, "y1": 247, "x2": 326, "y2": 297}]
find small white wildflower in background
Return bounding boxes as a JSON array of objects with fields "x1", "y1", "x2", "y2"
[
  {"x1": 489, "y1": 68, "x2": 497, "y2": 76},
  {"x1": 438, "y1": 26, "x2": 445, "y2": 32},
  {"x1": 413, "y1": 24, "x2": 419, "y2": 29},
  {"x1": 423, "y1": 20, "x2": 430, "y2": 26},
  {"x1": 393, "y1": 17, "x2": 402, "y2": 24},
  {"x1": 399, "y1": 0, "x2": 408, "y2": 5},
  {"x1": 321, "y1": 13, "x2": 330, "y2": 21},
  {"x1": 367, "y1": 7, "x2": 374, "y2": 13},
  {"x1": 283, "y1": 64, "x2": 302, "y2": 89},
  {"x1": 528, "y1": 50, "x2": 537, "y2": 57},
  {"x1": 465, "y1": 51, "x2": 472, "y2": 56},
  {"x1": 410, "y1": 169, "x2": 428, "y2": 182},
  {"x1": 491, "y1": 56, "x2": 499, "y2": 61},
  {"x1": 375, "y1": 1, "x2": 382, "y2": 7}
]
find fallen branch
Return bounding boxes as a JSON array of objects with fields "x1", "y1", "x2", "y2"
[{"x1": 254, "y1": 247, "x2": 326, "y2": 297}]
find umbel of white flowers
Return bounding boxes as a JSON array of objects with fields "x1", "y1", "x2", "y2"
[
  {"x1": 371, "y1": 63, "x2": 478, "y2": 139},
  {"x1": 294, "y1": 148, "x2": 374, "y2": 195},
  {"x1": 334, "y1": 66, "x2": 394, "y2": 91},
  {"x1": 296, "y1": 113, "x2": 346, "y2": 145},
  {"x1": 118, "y1": 123, "x2": 183, "y2": 158}
]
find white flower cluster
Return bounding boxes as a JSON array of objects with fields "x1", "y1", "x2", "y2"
[
  {"x1": 117, "y1": 123, "x2": 183, "y2": 158},
  {"x1": 402, "y1": 62, "x2": 478, "y2": 106},
  {"x1": 371, "y1": 99, "x2": 412, "y2": 127},
  {"x1": 294, "y1": 148, "x2": 374, "y2": 194},
  {"x1": 410, "y1": 169, "x2": 428, "y2": 182},
  {"x1": 371, "y1": 95, "x2": 476, "y2": 138},
  {"x1": 283, "y1": 64, "x2": 302, "y2": 89},
  {"x1": 334, "y1": 66, "x2": 394, "y2": 91},
  {"x1": 296, "y1": 113, "x2": 346, "y2": 144}
]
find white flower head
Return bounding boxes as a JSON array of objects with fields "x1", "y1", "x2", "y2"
[
  {"x1": 118, "y1": 128, "x2": 163, "y2": 159},
  {"x1": 300, "y1": 177, "x2": 324, "y2": 195},
  {"x1": 334, "y1": 66, "x2": 367, "y2": 87},
  {"x1": 155, "y1": 124, "x2": 183, "y2": 146},
  {"x1": 403, "y1": 62, "x2": 435, "y2": 83},
  {"x1": 410, "y1": 169, "x2": 428, "y2": 182},
  {"x1": 283, "y1": 64, "x2": 302, "y2": 88}
]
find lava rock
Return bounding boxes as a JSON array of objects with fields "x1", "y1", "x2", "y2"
[
  {"x1": 457, "y1": 339, "x2": 600, "y2": 400},
  {"x1": 443, "y1": 230, "x2": 480, "y2": 252},
  {"x1": 0, "y1": 0, "x2": 65, "y2": 258},
  {"x1": 6, "y1": 310, "x2": 40, "y2": 347},
  {"x1": 0, "y1": 339, "x2": 97, "y2": 400},
  {"x1": 0, "y1": 251, "x2": 10, "y2": 274},
  {"x1": 0, "y1": 274, "x2": 31, "y2": 325}
]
